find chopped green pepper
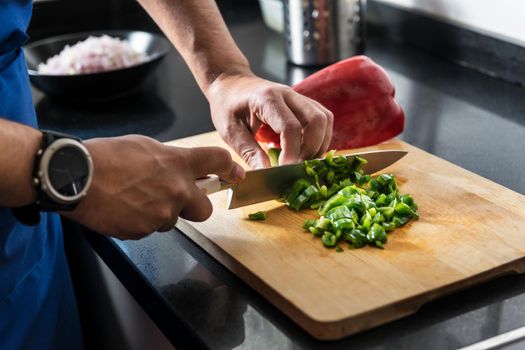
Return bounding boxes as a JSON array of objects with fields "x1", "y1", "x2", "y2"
[
  {"x1": 321, "y1": 232, "x2": 338, "y2": 247},
  {"x1": 248, "y1": 211, "x2": 267, "y2": 221},
  {"x1": 279, "y1": 149, "x2": 418, "y2": 250}
]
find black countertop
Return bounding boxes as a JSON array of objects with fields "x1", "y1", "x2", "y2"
[{"x1": 32, "y1": 2, "x2": 525, "y2": 349}]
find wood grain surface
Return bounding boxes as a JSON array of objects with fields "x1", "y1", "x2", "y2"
[{"x1": 166, "y1": 132, "x2": 525, "y2": 340}]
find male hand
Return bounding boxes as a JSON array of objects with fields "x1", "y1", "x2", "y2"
[
  {"x1": 62, "y1": 135, "x2": 245, "y2": 240},
  {"x1": 206, "y1": 73, "x2": 334, "y2": 169}
]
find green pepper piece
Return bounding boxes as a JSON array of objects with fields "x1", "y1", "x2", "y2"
[
  {"x1": 315, "y1": 216, "x2": 332, "y2": 230},
  {"x1": 303, "y1": 219, "x2": 316, "y2": 231},
  {"x1": 358, "y1": 174, "x2": 371, "y2": 185},
  {"x1": 309, "y1": 227, "x2": 322, "y2": 236},
  {"x1": 268, "y1": 148, "x2": 281, "y2": 167},
  {"x1": 339, "y1": 178, "x2": 353, "y2": 188},
  {"x1": 349, "y1": 155, "x2": 367, "y2": 172},
  {"x1": 325, "y1": 170, "x2": 335, "y2": 184},
  {"x1": 361, "y1": 194, "x2": 376, "y2": 210},
  {"x1": 382, "y1": 222, "x2": 396, "y2": 232},
  {"x1": 335, "y1": 246, "x2": 343, "y2": 253},
  {"x1": 393, "y1": 214, "x2": 411, "y2": 227},
  {"x1": 305, "y1": 165, "x2": 316, "y2": 177},
  {"x1": 386, "y1": 192, "x2": 397, "y2": 205},
  {"x1": 344, "y1": 229, "x2": 368, "y2": 248},
  {"x1": 326, "y1": 183, "x2": 342, "y2": 198},
  {"x1": 309, "y1": 200, "x2": 325, "y2": 209},
  {"x1": 401, "y1": 194, "x2": 418, "y2": 210},
  {"x1": 377, "y1": 207, "x2": 395, "y2": 220},
  {"x1": 375, "y1": 193, "x2": 387, "y2": 206},
  {"x1": 339, "y1": 185, "x2": 359, "y2": 198},
  {"x1": 285, "y1": 178, "x2": 311, "y2": 206},
  {"x1": 395, "y1": 202, "x2": 419, "y2": 218},
  {"x1": 319, "y1": 185, "x2": 328, "y2": 198},
  {"x1": 359, "y1": 211, "x2": 372, "y2": 232},
  {"x1": 319, "y1": 193, "x2": 347, "y2": 215},
  {"x1": 333, "y1": 218, "x2": 356, "y2": 231},
  {"x1": 377, "y1": 173, "x2": 393, "y2": 186},
  {"x1": 326, "y1": 206, "x2": 352, "y2": 221},
  {"x1": 325, "y1": 150, "x2": 336, "y2": 163},
  {"x1": 345, "y1": 195, "x2": 365, "y2": 214},
  {"x1": 371, "y1": 213, "x2": 383, "y2": 224},
  {"x1": 290, "y1": 185, "x2": 320, "y2": 210},
  {"x1": 248, "y1": 211, "x2": 267, "y2": 221},
  {"x1": 369, "y1": 178, "x2": 382, "y2": 192},
  {"x1": 368, "y1": 223, "x2": 388, "y2": 247},
  {"x1": 321, "y1": 232, "x2": 337, "y2": 247}
]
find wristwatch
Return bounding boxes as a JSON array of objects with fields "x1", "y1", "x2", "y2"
[{"x1": 11, "y1": 130, "x2": 94, "y2": 226}]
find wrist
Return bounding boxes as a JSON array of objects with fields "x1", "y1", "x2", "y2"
[
  {"x1": 11, "y1": 130, "x2": 94, "y2": 225},
  {"x1": 203, "y1": 62, "x2": 253, "y2": 99}
]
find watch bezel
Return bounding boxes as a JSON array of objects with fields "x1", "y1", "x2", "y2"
[{"x1": 38, "y1": 138, "x2": 94, "y2": 205}]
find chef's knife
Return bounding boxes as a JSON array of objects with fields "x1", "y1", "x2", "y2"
[{"x1": 196, "y1": 150, "x2": 407, "y2": 209}]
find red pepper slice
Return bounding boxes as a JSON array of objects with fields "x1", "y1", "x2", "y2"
[{"x1": 255, "y1": 56, "x2": 405, "y2": 150}]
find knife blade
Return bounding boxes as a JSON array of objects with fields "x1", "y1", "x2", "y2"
[{"x1": 195, "y1": 150, "x2": 407, "y2": 209}]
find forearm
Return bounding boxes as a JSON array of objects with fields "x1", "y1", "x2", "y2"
[
  {"x1": 137, "y1": 0, "x2": 251, "y2": 95},
  {"x1": 0, "y1": 119, "x2": 40, "y2": 207}
]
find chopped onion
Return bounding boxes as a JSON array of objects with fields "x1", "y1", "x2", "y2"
[{"x1": 37, "y1": 35, "x2": 149, "y2": 75}]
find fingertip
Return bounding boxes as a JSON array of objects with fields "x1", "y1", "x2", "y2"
[
  {"x1": 232, "y1": 163, "x2": 246, "y2": 182},
  {"x1": 278, "y1": 150, "x2": 299, "y2": 165}
]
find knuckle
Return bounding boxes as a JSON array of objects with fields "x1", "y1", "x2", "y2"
[
  {"x1": 239, "y1": 145, "x2": 259, "y2": 165},
  {"x1": 214, "y1": 147, "x2": 233, "y2": 168},
  {"x1": 260, "y1": 87, "x2": 277, "y2": 101},
  {"x1": 178, "y1": 186, "x2": 192, "y2": 202},
  {"x1": 310, "y1": 111, "x2": 327, "y2": 126},
  {"x1": 158, "y1": 206, "x2": 173, "y2": 223},
  {"x1": 326, "y1": 109, "x2": 334, "y2": 123},
  {"x1": 282, "y1": 120, "x2": 302, "y2": 135}
]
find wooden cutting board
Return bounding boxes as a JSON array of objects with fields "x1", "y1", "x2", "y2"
[{"x1": 167, "y1": 132, "x2": 525, "y2": 340}]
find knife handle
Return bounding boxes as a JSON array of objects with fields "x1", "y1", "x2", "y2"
[{"x1": 195, "y1": 175, "x2": 222, "y2": 195}]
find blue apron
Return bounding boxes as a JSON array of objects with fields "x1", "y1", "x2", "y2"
[{"x1": 0, "y1": 2, "x2": 83, "y2": 349}]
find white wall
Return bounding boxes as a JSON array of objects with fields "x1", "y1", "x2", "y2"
[{"x1": 375, "y1": 0, "x2": 525, "y2": 47}]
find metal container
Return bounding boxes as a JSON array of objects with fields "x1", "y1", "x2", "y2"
[{"x1": 284, "y1": 0, "x2": 366, "y2": 66}]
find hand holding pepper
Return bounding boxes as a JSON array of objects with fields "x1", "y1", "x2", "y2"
[
  {"x1": 256, "y1": 56, "x2": 405, "y2": 151},
  {"x1": 206, "y1": 72, "x2": 334, "y2": 169}
]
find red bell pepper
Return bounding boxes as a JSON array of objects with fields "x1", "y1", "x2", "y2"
[{"x1": 255, "y1": 56, "x2": 405, "y2": 150}]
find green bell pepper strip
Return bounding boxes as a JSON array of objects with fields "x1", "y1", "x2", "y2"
[
  {"x1": 378, "y1": 206, "x2": 395, "y2": 220},
  {"x1": 248, "y1": 211, "x2": 267, "y2": 221},
  {"x1": 290, "y1": 185, "x2": 320, "y2": 211},
  {"x1": 382, "y1": 222, "x2": 396, "y2": 232},
  {"x1": 368, "y1": 223, "x2": 388, "y2": 248},
  {"x1": 319, "y1": 194, "x2": 347, "y2": 215},
  {"x1": 393, "y1": 214, "x2": 411, "y2": 227},
  {"x1": 322, "y1": 232, "x2": 338, "y2": 247},
  {"x1": 333, "y1": 218, "x2": 356, "y2": 231},
  {"x1": 268, "y1": 148, "x2": 281, "y2": 167},
  {"x1": 344, "y1": 229, "x2": 368, "y2": 248},
  {"x1": 395, "y1": 202, "x2": 419, "y2": 219}
]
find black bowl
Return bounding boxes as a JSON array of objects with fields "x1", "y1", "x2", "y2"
[{"x1": 24, "y1": 30, "x2": 171, "y2": 100}]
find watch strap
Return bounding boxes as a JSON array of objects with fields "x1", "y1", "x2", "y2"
[{"x1": 11, "y1": 130, "x2": 83, "y2": 226}]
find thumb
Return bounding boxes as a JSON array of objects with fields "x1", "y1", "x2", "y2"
[{"x1": 225, "y1": 122, "x2": 271, "y2": 169}]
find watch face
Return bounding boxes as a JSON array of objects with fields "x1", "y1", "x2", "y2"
[{"x1": 48, "y1": 145, "x2": 90, "y2": 197}]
